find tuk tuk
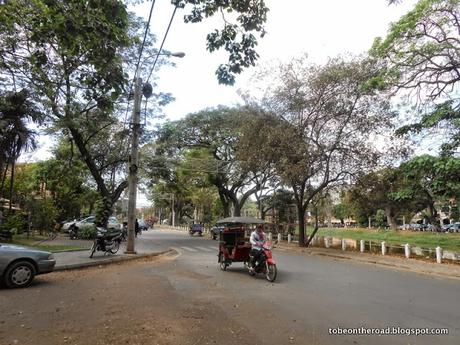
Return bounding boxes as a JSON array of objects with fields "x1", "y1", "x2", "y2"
[{"x1": 216, "y1": 216, "x2": 277, "y2": 282}]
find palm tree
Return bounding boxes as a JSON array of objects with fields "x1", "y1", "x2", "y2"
[{"x1": 0, "y1": 89, "x2": 42, "y2": 211}]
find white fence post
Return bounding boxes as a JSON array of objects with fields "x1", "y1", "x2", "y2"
[
  {"x1": 360, "y1": 240, "x2": 365, "y2": 253},
  {"x1": 341, "y1": 239, "x2": 346, "y2": 251},
  {"x1": 325, "y1": 236, "x2": 330, "y2": 248},
  {"x1": 381, "y1": 241, "x2": 386, "y2": 255},
  {"x1": 405, "y1": 244, "x2": 410, "y2": 258},
  {"x1": 288, "y1": 233, "x2": 292, "y2": 243},
  {"x1": 277, "y1": 233, "x2": 282, "y2": 243},
  {"x1": 436, "y1": 246, "x2": 443, "y2": 263}
]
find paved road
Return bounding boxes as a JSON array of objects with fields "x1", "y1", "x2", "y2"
[
  {"x1": 138, "y1": 229, "x2": 459, "y2": 345},
  {"x1": 2, "y1": 229, "x2": 459, "y2": 345}
]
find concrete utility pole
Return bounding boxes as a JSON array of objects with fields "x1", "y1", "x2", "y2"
[
  {"x1": 171, "y1": 194, "x2": 175, "y2": 227},
  {"x1": 125, "y1": 77, "x2": 142, "y2": 254}
]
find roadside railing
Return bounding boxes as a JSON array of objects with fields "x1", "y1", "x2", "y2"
[
  {"x1": 275, "y1": 233, "x2": 460, "y2": 264},
  {"x1": 155, "y1": 225, "x2": 460, "y2": 264}
]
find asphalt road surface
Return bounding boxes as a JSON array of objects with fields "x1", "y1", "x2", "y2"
[
  {"x1": 1, "y1": 229, "x2": 458, "y2": 345},
  {"x1": 140, "y1": 229, "x2": 460, "y2": 345}
]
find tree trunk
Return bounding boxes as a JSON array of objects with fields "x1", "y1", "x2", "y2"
[
  {"x1": 8, "y1": 155, "x2": 16, "y2": 214},
  {"x1": 218, "y1": 192, "x2": 231, "y2": 217},
  {"x1": 67, "y1": 125, "x2": 127, "y2": 227},
  {"x1": 305, "y1": 206, "x2": 319, "y2": 247},
  {"x1": 233, "y1": 200, "x2": 242, "y2": 217},
  {"x1": 385, "y1": 207, "x2": 398, "y2": 230},
  {"x1": 297, "y1": 202, "x2": 306, "y2": 247}
]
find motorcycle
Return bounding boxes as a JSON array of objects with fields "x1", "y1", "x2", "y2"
[
  {"x1": 248, "y1": 242, "x2": 277, "y2": 282},
  {"x1": 69, "y1": 224, "x2": 79, "y2": 240},
  {"x1": 89, "y1": 227, "x2": 123, "y2": 258}
]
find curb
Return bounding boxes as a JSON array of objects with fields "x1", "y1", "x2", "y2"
[
  {"x1": 51, "y1": 248, "x2": 90, "y2": 253},
  {"x1": 54, "y1": 249, "x2": 174, "y2": 271}
]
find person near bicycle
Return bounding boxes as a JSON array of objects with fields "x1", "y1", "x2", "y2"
[{"x1": 249, "y1": 224, "x2": 266, "y2": 271}]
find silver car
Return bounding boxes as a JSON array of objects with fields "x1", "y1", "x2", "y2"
[
  {"x1": 0, "y1": 244, "x2": 56, "y2": 288},
  {"x1": 71, "y1": 216, "x2": 121, "y2": 232}
]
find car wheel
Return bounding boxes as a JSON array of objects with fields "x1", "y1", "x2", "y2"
[{"x1": 4, "y1": 261, "x2": 36, "y2": 288}]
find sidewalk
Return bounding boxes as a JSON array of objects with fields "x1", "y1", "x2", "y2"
[
  {"x1": 53, "y1": 241, "x2": 171, "y2": 271},
  {"x1": 275, "y1": 242, "x2": 460, "y2": 280}
]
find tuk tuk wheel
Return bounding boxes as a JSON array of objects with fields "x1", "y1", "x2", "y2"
[
  {"x1": 266, "y1": 263, "x2": 277, "y2": 282},
  {"x1": 219, "y1": 253, "x2": 228, "y2": 271}
]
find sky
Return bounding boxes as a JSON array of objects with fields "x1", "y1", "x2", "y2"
[
  {"x1": 23, "y1": 0, "x2": 420, "y2": 206},
  {"x1": 143, "y1": 0, "x2": 419, "y2": 121}
]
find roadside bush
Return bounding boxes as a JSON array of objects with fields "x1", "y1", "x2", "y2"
[
  {"x1": 375, "y1": 209, "x2": 387, "y2": 229},
  {"x1": 0, "y1": 213, "x2": 27, "y2": 234},
  {"x1": 78, "y1": 225, "x2": 97, "y2": 239},
  {"x1": 25, "y1": 199, "x2": 57, "y2": 233}
]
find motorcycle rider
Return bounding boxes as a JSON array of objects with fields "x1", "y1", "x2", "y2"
[{"x1": 249, "y1": 224, "x2": 266, "y2": 271}]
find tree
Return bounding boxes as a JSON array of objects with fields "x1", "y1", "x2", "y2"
[
  {"x1": 156, "y1": 106, "x2": 267, "y2": 217},
  {"x1": 393, "y1": 154, "x2": 460, "y2": 227},
  {"x1": 244, "y1": 56, "x2": 395, "y2": 246},
  {"x1": 0, "y1": 1, "x2": 269, "y2": 224},
  {"x1": 346, "y1": 168, "x2": 415, "y2": 229},
  {"x1": 332, "y1": 203, "x2": 349, "y2": 226},
  {"x1": 175, "y1": 0, "x2": 269, "y2": 85},
  {"x1": 0, "y1": 89, "x2": 43, "y2": 211},
  {"x1": 371, "y1": 0, "x2": 460, "y2": 154}
]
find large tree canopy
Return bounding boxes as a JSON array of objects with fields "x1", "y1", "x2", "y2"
[
  {"x1": 153, "y1": 106, "x2": 268, "y2": 217},
  {"x1": 371, "y1": 0, "x2": 460, "y2": 154},
  {"x1": 244, "y1": 55, "x2": 396, "y2": 245}
]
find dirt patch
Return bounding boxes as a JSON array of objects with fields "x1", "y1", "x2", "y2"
[{"x1": 0, "y1": 256, "x2": 257, "y2": 345}]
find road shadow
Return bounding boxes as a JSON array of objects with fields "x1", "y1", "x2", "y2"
[{"x1": 218, "y1": 264, "x2": 290, "y2": 284}]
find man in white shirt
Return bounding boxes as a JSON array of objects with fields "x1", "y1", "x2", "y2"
[{"x1": 249, "y1": 224, "x2": 265, "y2": 271}]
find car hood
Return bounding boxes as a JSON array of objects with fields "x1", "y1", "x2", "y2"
[{"x1": 0, "y1": 244, "x2": 51, "y2": 255}]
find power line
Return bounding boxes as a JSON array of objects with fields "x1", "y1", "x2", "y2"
[
  {"x1": 121, "y1": 0, "x2": 157, "y2": 151},
  {"x1": 146, "y1": 5, "x2": 178, "y2": 84},
  {"x1": 134, "y1": 0, "x2": 157, "y2": 80}
]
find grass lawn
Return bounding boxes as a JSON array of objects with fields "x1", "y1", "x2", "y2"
[
  {"x1": 308, "y1": 228, "x2": 460, "y2": 252},
  {"x1": 8, "y1": 235, "x2": 89, "y2": 253}
]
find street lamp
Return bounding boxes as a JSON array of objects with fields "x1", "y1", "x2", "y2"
[
  {"x1": 168, "y1": 51, "x2": 185, "y2": 58},
  {"x1": 124, "y1": 51, "x2": 185, "y2": 254}
]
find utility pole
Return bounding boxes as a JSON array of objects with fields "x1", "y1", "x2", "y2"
[
  {"x1": 125, "y1": 77, "x2": 142, "y2": 254},
  {"x1": 171, "y1": 194, "x2": 175, "y2": 227}
]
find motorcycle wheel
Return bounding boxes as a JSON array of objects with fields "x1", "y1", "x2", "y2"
[
  {"x1": 266, "y1": 263, "x2": 277, "y2": 282},
  {"x1": 109, "y1": 240, "x2": 120, "y2": 254},
  {"x1": 219, "y1": 253, "x2": 228, "y2": 271},
  {"x1": 89, "y1": 241, "x2": 97, "y2": 258}
]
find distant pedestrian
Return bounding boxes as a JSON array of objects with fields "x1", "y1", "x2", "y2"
[{"x1": 135, "y1": 218, "x2": 140, "y2": 237}]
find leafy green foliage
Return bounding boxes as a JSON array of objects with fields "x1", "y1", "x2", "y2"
[
  {"x1": 332, "y1": 203, "x2": 350, "y2": 224},
  {"x1": 375, "y1": 209, "x2": 387, "y2": 229},
  {"x1": 78, "y1": 224, "x2": 97, "y2": 240},
  {"x1": 0, "y1": 213, "x2": 26, "y2": 233},
  {"x1": 25, "y1": 198, "x2": 57, "y2": 232},
  {"x1": 173, "y1": 0, "x2": 269, "y2": 85},
  {"x1": 153, "y1": 106, "x2": 269, "y2": 217}
]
